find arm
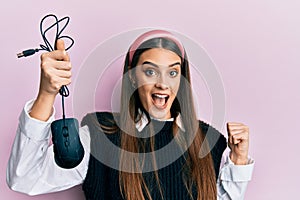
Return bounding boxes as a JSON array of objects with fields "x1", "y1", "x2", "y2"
[
  {"x1": 217, "y1": 122, "x2": 254, "y2": 199},
  {"x1": 6, "y1": 100, "x2": 90, "y2": 195},
  {"x1": 217, "y1": 149, "x2": 254, "y2": 200},
  {"x1": 7, "y1": 39, "x2": 90, "y2": 195}
]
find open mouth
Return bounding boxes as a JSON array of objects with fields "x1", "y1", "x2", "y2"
[{"x1": 151, "y1": 93, "x2": 169, "y2": 108}]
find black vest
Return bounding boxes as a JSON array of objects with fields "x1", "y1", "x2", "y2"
[{"x1": 81, "y1": 112, "x2": 227, "y2": 200}]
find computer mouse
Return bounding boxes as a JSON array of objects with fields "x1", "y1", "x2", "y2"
[{"x1": 51, "y1": 118, "x2": 84, "y2": 169}]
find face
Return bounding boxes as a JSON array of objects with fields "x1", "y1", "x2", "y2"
[{"x1": 133, "y1": 48, "x2": 181, "y2": 120}]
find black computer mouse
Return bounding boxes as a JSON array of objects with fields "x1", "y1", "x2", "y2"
[{"x1": 51, "y1": 118, "x2": 84, "y2": 169}]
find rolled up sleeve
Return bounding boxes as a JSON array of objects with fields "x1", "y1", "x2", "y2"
[
  {"x1": 217, "y1": 151, "x2": 255, "y2": 200},
  {"x1": 6, "y1": 99, "x2": 90, "y2": 195}
]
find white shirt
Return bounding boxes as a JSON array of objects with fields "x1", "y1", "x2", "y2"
[{"x1": 6, "y1": 100, "x2": 254, "y2": 199}]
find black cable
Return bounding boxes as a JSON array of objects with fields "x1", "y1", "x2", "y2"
[
  {"x1": 39, "y1": 14, "x2": 74, "y2": 52},
  {"x1": 17, "y1": 14, "x2": 73, "y2": 118},
  {"x1": 17, "y1": 14, "x2": 84, "y2": 169},
  {"x1": 17, "y1": 14, "x2": 74, "y2": 57}
]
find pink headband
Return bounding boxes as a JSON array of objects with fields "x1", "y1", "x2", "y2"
[{"x1": 128, "y1": 30, "x2": 185, "y2": 65}]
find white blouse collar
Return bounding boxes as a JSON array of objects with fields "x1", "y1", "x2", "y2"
[{"x1": 135, "y1": 111, "x2": 185, "y2": 132}]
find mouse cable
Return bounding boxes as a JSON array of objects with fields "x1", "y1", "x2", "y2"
[{"x1": 17, "y1": 14, "x2": 74, "y2": 126}]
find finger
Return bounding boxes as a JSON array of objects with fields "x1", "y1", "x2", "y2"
[
  {"x1": 51, "y1": 77, "x2": 72, "y2": 90},
  {"x1": 41, "y1": 51, "x2": 69, "y2": 62},
  {"x1": 41, "y1": 60, "x2": 71, "y2": 71},
  {"x1": 228, "y1": 125, "x2": 248, "y2": 131},
  {"x1": 54, "y1": 69, "x2": 72, "y2": 79},
  {"x1": 228, "y1": 124, "x2": 246, "y2": 129},
  {"x1": 228, "y1": 129, "x2": 249, "y2": 143},
  {"x1": 227, "y1": 123, "x2": 246, "y2": 129},
  {"x1": 228, "y1": 129, "x2": 245, "y2": 136},
  {"x1": 233, "y1": 137, "x2": 243, "y2": 145},
  {"x1": 227, "y1": 123, "x2": 249, "y2": 132},
  {"x1": 52, "y1": 61, "x2": 72, "y2": 71},
  {"x1": 227, "y1": 122, "x2": 245, "y2": 126},
  {"x1": 60, "y1": 77, "x2": 72, "y2": 86},
  {"x1": 56, "y1": 39, "x2": 65, "y2": 51},
  {"x1": 228, "y1": 134, "x2": 233, "y2": 144},
  {"x1": 228, "y1": 135, "x2": 241, "y2": 145},
  {"x1": 230, "y1": 132, "x2": 248, "y2": 145}
]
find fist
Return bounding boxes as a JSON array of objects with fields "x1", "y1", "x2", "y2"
[
  {"x1": 39, "y1": 39, "x2": 72, "y2": 96},
  {"x1": 227, "y1": 122, "x2": 250, "y2": 165}
]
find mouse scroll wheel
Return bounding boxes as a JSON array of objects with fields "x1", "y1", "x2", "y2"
[{"x1": 62, "y1": 126, "x2": 69, "y2": 137}]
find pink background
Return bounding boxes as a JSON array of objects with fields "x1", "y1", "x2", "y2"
[{"x1": 1, "y1": 0, "x2": 300, "y2": 199}]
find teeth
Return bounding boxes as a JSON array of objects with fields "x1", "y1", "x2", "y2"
[{"x1": 153, "y1": 94, "x2": 168, "y2": 98}]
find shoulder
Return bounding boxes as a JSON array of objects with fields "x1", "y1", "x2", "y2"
[
  {"x1": 198, "y1": 120, "x2": 227, "y2": 178},
  {"x1": 81, "y1": 112, "x2": 121, "y2": 148},
  {"x1": 81, "y1": 112, "x2": 119, "y2": 125},
  {"x1": 81, "y1": 112, "x2": 120, "y2": 134},
  {"x1": 198, "y1": 120, "x2": 227, "y2": 152}
]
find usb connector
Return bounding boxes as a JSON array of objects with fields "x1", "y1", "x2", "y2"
[{"x1": 17, "y1": 49, "x2": 39, "y2": 58}]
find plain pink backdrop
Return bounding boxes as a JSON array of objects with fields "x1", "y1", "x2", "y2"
[{"x1": 1, "y1": 0, "x2": 300, "y2": 199}]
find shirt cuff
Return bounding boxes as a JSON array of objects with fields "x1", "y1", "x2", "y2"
[
  {"x1": 219, "y1": 154, "x2": 255, "y2": 182},
  {"x1": 19, "y1": 99, "x2": 56, "y2": 141}
]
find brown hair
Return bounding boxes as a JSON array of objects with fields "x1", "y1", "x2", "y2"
[{"x1": 106, "y1": 36, "x2": 216, "y2": 200}]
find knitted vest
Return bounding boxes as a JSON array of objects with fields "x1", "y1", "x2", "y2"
[{"x1": 81, "y1": 112, "x2": 227, "y2": 200}]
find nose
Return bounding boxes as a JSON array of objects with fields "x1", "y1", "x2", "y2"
[{"x1": 155, "y1": 75, "x2": 169, "y2": 90}]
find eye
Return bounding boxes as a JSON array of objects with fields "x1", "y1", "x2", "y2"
[
  {"x1": 144, "y1": 69, "x2": 157, "y2": 77},
  {"x1": 169, "y1": 70, "x2": 178, "y2": 77}
]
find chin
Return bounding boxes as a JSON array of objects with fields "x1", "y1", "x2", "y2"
[{"x1": 148, "y1": 106, "x2": 171, "y2": 120}]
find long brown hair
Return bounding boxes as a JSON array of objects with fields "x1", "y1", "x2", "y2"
[{"x1": 110, "y1": 36, "x2": 216, "y2": 200}]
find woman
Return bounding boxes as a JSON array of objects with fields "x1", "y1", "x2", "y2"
[{"x1": 7, "y1": 30, "x2": 254, "y2": 200}]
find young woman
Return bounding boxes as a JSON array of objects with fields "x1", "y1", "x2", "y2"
[{"x1": 7, "y1": 30, "x2": 254, "y2": 200}]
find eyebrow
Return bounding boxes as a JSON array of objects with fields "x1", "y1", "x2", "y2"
[{"x1": 142, "y1": 61, "x2": 181, "y2": 68}]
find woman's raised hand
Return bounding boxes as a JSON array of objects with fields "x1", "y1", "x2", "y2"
[
  {"x1": 39, "y1": 39, "x2": 71, "y2": 96},
  {"x1": 29, "y1": 39, "x2": 72, "y2": 121},
  {"x1": 227, "y1": 122, "x2": 250, "y2": 165}
]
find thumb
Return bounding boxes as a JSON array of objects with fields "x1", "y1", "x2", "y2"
[{"x1": 55, "y1": 39, "x2": 65, "y2": 50}]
